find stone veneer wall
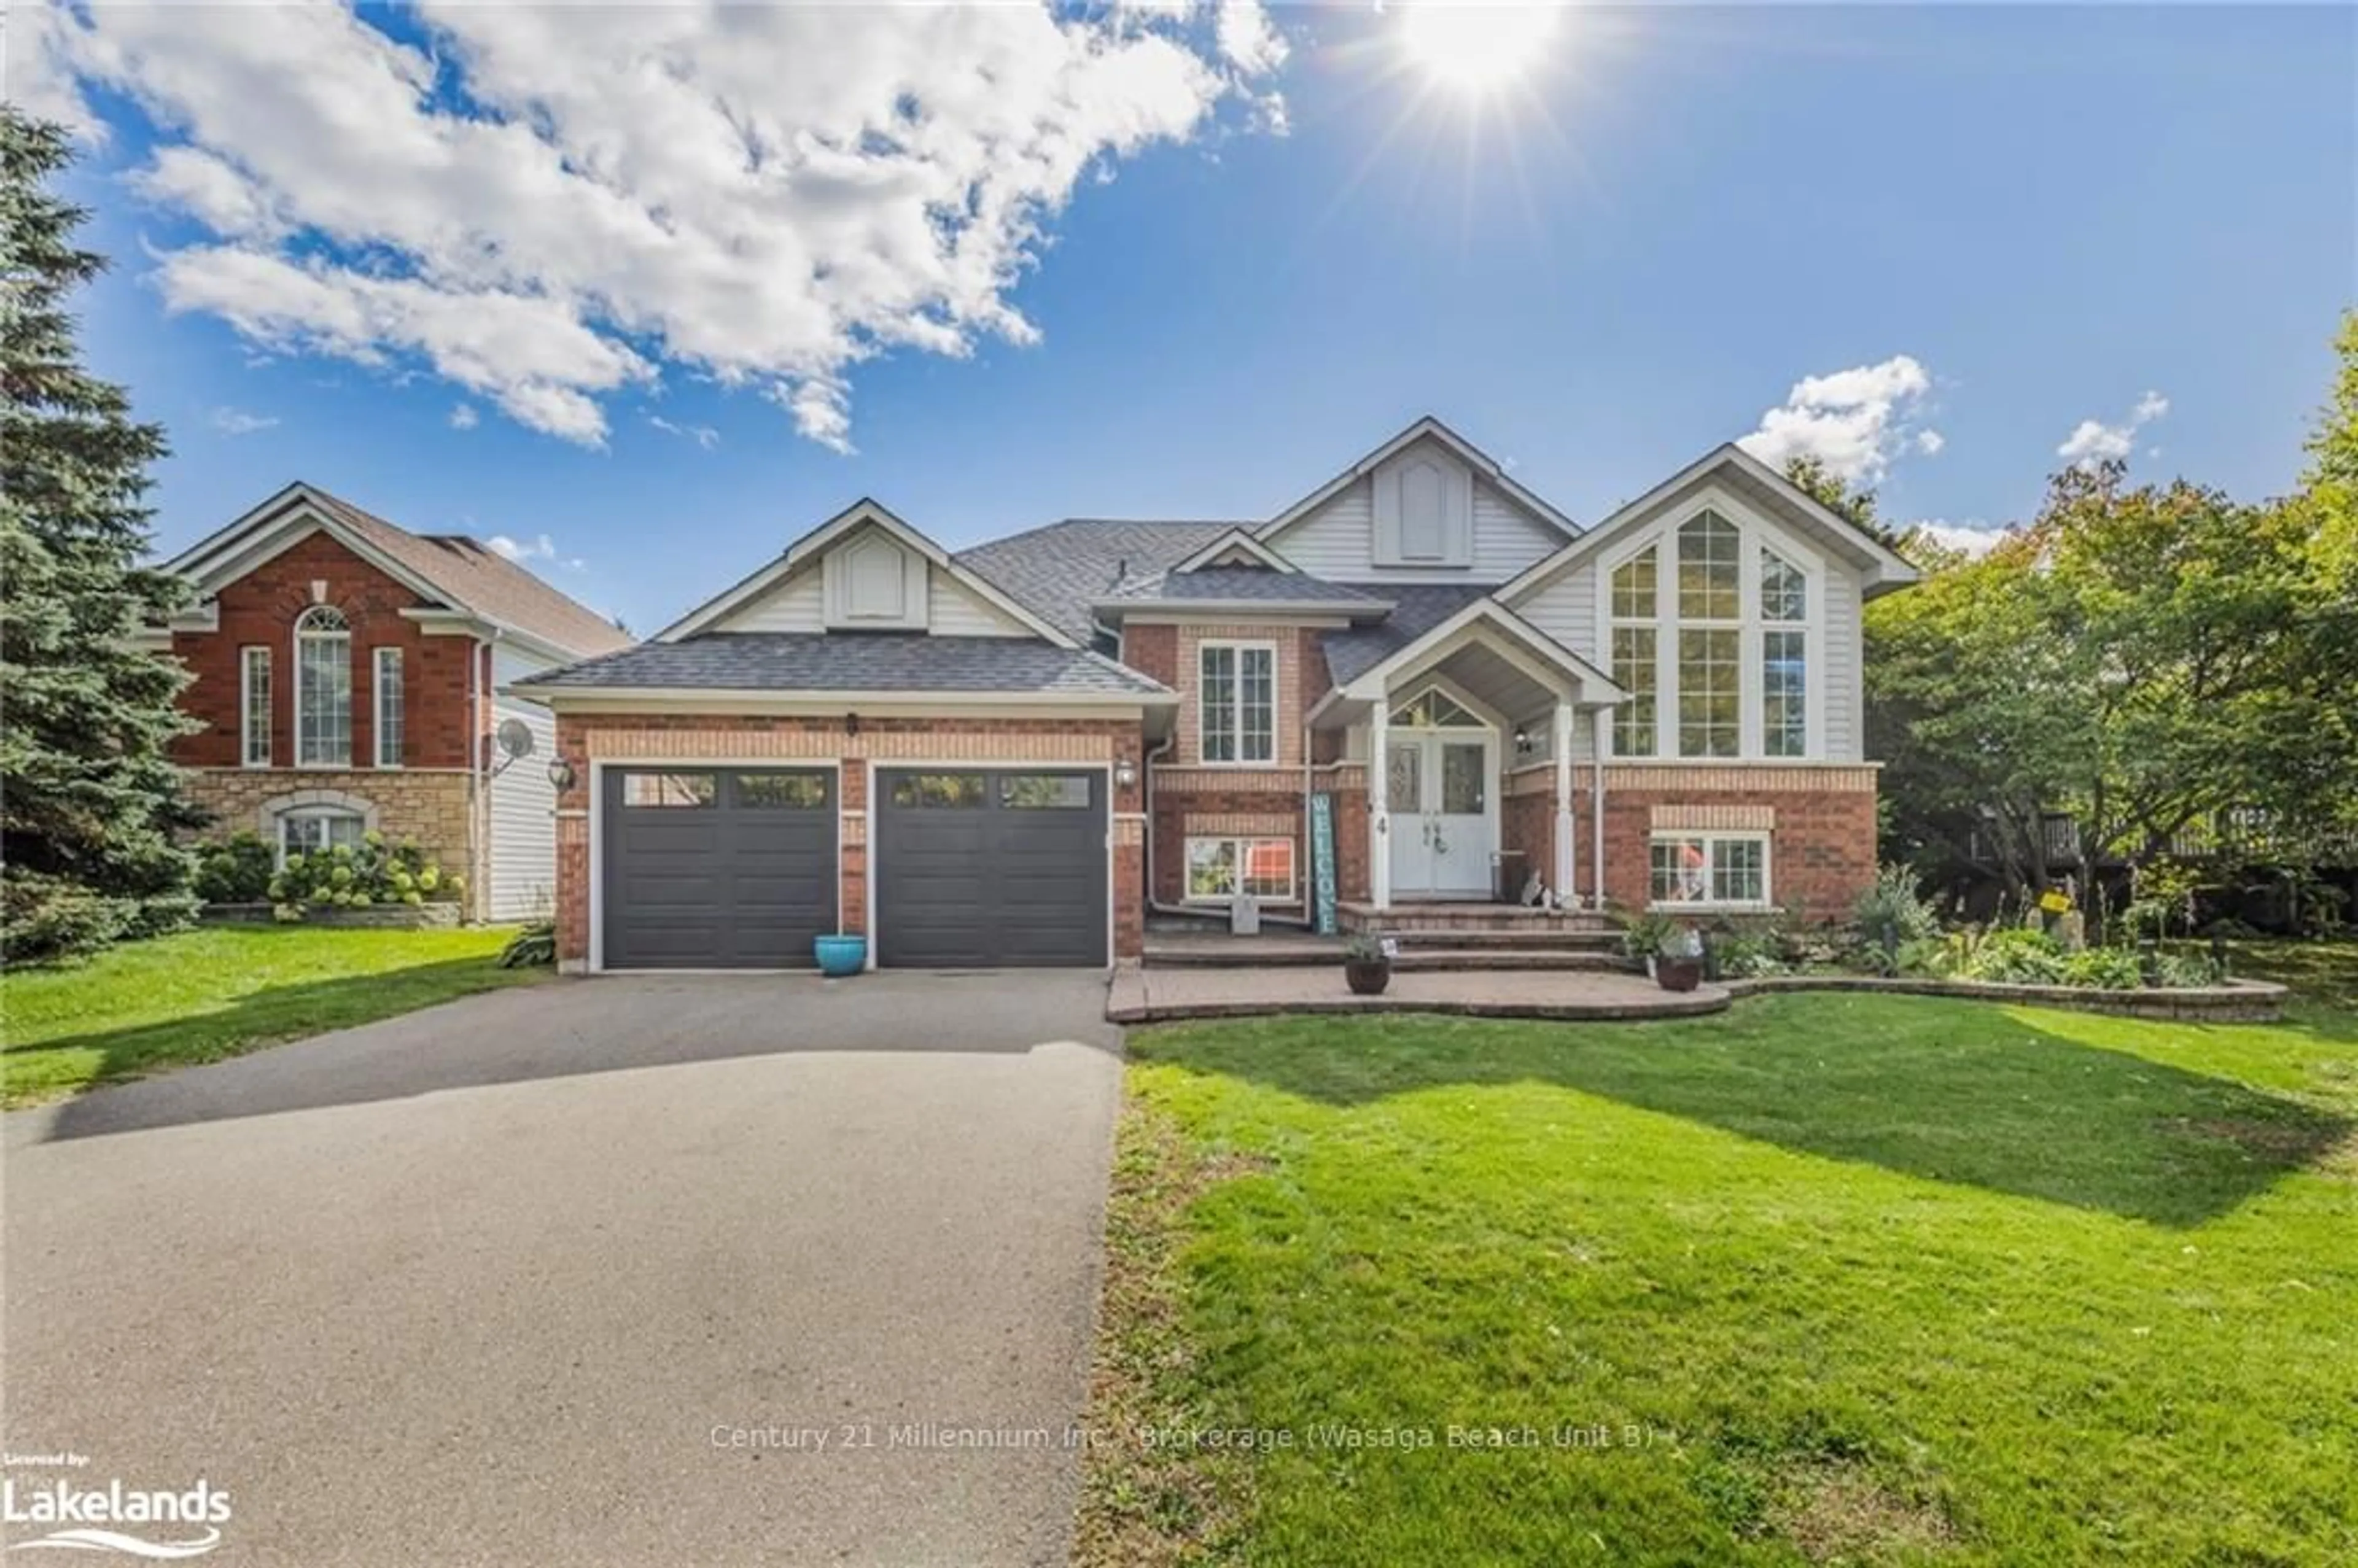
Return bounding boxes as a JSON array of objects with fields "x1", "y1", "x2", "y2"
[
  {"x1": 186, "y1": 768, "x2": 478, "y2": 912},
  {"x1": 551, "y1": 713, "x2": 1146, "y2": 966}
]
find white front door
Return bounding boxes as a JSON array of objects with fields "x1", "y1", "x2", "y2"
[{"x1": 1386, "y1": 731, "x2": 1495, "y2": 898}]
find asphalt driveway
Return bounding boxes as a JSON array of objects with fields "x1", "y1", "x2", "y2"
[{"x1": 2, "y1": 972, "x2": 1124, "y2": 1567}]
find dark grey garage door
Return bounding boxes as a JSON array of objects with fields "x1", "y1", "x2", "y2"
[
  {"x1": 874, "y1": 769, "x2": 1107, "y2": 968},
  {"x1": 602, "y1": 767, "x2": 836, "y2": 969}
]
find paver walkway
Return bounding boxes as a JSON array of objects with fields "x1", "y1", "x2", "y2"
[{"x1": 1107, "y1": 964, "x2": 1730, "y2": 1023}]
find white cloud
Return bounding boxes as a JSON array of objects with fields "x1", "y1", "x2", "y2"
[
  {"x1": 1737, "y1": 355, "x2": 1940, "y2": 485},
  {"x1": 486, "y1": 533, "x2": 556, "y2": 564},
  {"x1": 1907, "y1": 519, "x2": 2006, "y2": 559},
  {"x1": 209, "y1": 405, "x2": 278, "y2": 435},
  {"x1": 648, "y1": 414, "x2": 720, "y2": 451},
  {"x1": 2058, "y1": 389, "x2": 2168, "y2": 469},
  {"x1": 449, "y1": 403, "x2": 479, "y2": 430},
  {"x1": 41, "y1": 2, "x2": 1285, "y2": 449}
]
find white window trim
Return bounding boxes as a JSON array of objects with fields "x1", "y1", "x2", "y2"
[
  {"x1": 1196, "y1": 638, "x2": 1279, "y2": 767},
  {"x1": 1646, "y1": 831, "x2": 1773, "y2": 912},
  {"x1": 239, "y1": 645, "x2": 271, "y2": 769},
  {"x1": 294, "y1": 605, "x2": 352, "y2": 768},
  {"x1": 373, "y1": 647, "x2": 404, "y2": 769},
  {"x1": 1598, "y1": 493, "x2": 1825, "y2": 763},
  {"x1": 1183, "y1": 835, "x2": 1298, "y2": 904},
  {"x1": 274, "y1": 805, "x2": 367, "y2": 868}
]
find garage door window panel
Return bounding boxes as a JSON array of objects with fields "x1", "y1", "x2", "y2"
[
  {"x1": 623, "y1": 773, "x2": 717, "y2": 807},
  {"x1": 734, "y1": 774, "x2": 828, "y2": 809}
]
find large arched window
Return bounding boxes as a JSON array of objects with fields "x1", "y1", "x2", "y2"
[
  {"x1": 1606, "y1": 510, "x2": 1813, "y2": 761},
  {"x1": 294, "y1": 605, "x2": 352, "y2": 766}
]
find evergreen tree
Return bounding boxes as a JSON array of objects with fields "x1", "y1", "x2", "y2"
[{"x1": 2, "y1": 109, "x2": 200, "y2": 962}]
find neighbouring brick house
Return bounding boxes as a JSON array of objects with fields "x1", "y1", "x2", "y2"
[
  {"x1": 151, "y1": 483, "x2": 632, "y2": 920},
  {"x1": 513, "y1": 417, "x2": 1916, "y2": 972}
]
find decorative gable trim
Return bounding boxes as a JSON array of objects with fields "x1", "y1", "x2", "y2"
[
  {"x1": 165, "y1": 484, "x2": 454, "y2": 613},
  {"x1": 656, "y1": 499, "x2": 1076, "y2": 646},
  {"x1": 1324, "y1": 597, "x2": 1626, "y2": 708},
  {"x1": 1170, "y1": 527, "x2": 1298, "y2": 574},
  {"x1": 1498, "y1": 443, "x2": 1921, "y2": 605},
  {"x1": 1256, "y1": 416, "x2": 1582, "y2": 551}
]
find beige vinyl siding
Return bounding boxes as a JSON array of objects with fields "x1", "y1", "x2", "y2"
[
  {"x1": 717, "y1": 567, "x2": 825, "y2": 632},
  {"x1": 489, "y1": 645, "x2": 559, "y2": 920},
  {"x1": 1274, "y1": 472, "x2": 1563, "y2": 583},
  {"x1": 709, "y1": 559, "x2": 1025, "y2": 637},
  {"x1": 927, "y1": 570, "x2": 1030, "y2": 636},
  {"x1": 1513, "y1": 557, "x2": 1600, "y2": 666},
  {"x1": 1823, "y1": 569, "x2": 1862, "y2": 763}
]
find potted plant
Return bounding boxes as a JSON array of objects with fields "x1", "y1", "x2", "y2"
[
  {"x1": 813, "y1": 934, "x2": 866, "y2": 977},
  {"x1": 1652, "y1": 924, "x2": 1706, "y2": 993},
  {"x1": 1342, "y1": 933, "x2": 1395, "y2": 996}
]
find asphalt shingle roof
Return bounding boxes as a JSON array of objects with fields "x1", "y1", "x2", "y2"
[
  {"x1": 1318, "y1": 583, "x2": 1498, "y2": 687},
  {"x1": 1102, "y1": 567, "x2": 1388, "y2": 607},
  {"x1": 513, "y1": 633, "x2": 1172, "y2": 697},
  {"x1": 305, "y1": 489, "x2": 634, "y2": 658},
  {"x1": 955, "y1": 518, "x2": 1243, "y2": 642}
]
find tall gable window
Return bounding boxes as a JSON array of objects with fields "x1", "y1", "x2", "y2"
[
  {"x1": 239, "y1": 646, "x2": 271, "y2": 767},
  {"x1": 1199, "y1": 642, "x2": 1276, "y2": 764},
  {"x1": 373, "y1": 648, "x2": 405, "y2": 768},
  {"x1": 1761, "y1": 547, "x2": 1808, "y2": 758},
  {"x1": 1609, "y1": 547, "x2": 1658, "y2": 756},
  {"x1": 294, "y1": 605, "x2": 352, "y2": 766},
  {"x1": 1676, "y1": 513, "x2": 1741, "y2": 758}
]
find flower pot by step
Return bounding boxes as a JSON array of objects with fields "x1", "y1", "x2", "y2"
[
  {"x1": 1344, "y1": 960, "x2": 1392, "y2": 997},
  {"x1": 814, "y1": 935, "x2": 867, "y2": 977},
  {"x1": 1654, "y1": 956, "x2": 1704, "y2": 993}
]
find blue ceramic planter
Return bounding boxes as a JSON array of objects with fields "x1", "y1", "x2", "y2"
[{"x1": 813, "y1": 935, "x2": 866, "y2": 977}]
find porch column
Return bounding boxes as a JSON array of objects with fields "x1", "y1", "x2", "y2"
[
  {"x1": 1591, "y1": 707, "x2": 1610, "y2": 909},
  {"x1": 1369, "y1": 699, "x2": 1392, "y2": 910},
  {"x1": 1553, "y1": 698, "x2": 1576, "y2": 907}
]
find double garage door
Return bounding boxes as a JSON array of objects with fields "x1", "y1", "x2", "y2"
[{"x1": 601, "y1": 766, "x2": 1105, "y2": 969}]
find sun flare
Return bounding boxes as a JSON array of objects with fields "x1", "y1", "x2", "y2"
[{"x1": 1397, "y1": 3, "x2": 1563, "y2": 94}]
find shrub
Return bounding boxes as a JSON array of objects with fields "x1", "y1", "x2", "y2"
[
  {"x1": 1616, "y1": 910, "x2": 1679, "y2": 961},
  {"x1": 1853, "y1": 864, "x2": 1942, "y2": 969},
  {"x1": 2060, "y1": 947, "x2": 2144, "y2": 990},
  {"x1": 500, "y1": 920, "x2": 557, "y2": 968},
  {"x1": 268, "y1": 834, "x2": 462, "y2": 920},
  {"x1": 0, "y1": 870, "x2": 131, "y2": 965},
  {"x1": 2155, "y1": 952, "x2": 2224, "y2": 988},
  {"x1": 1893, "y1": 936, "x2": 1953, "y2": 978},
  {"x1": 1955, "y1": 927, "x2": 2068, "y2": 985},
  {"x1": 193, "y1": 831, "x2": 275, "y2": 904}
]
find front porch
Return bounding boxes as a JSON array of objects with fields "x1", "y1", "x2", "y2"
[{"x1": 1310, "y1": 604, "x2": 1624, "y2": 912}]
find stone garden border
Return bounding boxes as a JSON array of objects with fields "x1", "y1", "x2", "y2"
[
  {"x1": 201, "y1": 901, "x2": 463, "y2": 930},
  {"x1": 1720, "y1": 974, "x2": 2287, "y2": 1023}
]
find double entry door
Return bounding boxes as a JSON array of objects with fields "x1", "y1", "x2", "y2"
[{"x1": 1386, "y1": 732, "x2": 1495, "y2": 898}]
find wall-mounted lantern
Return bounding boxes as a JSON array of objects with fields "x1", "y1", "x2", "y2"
[
  {"x1": 1114, "y1": 756, "x2": 1138, "y2": 790},
  {"x1": 547, "y1": 758, "x2": 577, "y2": 794}
]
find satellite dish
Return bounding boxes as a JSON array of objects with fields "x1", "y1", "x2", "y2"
[{"x1": 496, "y1": 718, "x2": 537, "y2": 760}]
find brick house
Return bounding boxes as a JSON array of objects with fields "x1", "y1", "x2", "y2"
[
  {"x1": 152, "y1": 483, "x2": 632, "y2": 919},
  {"x1": 515, "y1": 418, "x2": 1915, "y2": 972}
]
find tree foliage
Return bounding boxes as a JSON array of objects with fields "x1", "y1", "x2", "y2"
[
  {"x1": 1867, "y1": 320, "x2": 2358, "y2": 907},
  {"x1": 1, "y1": 109, "x2": 200, "y2": 963}
]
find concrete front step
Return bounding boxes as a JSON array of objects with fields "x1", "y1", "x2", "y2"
[
  {"x1": 1379, "y1": 928, "x2": 1624, "y2": 952},
  {"x1": 1141, "y1": 936, "x2": 1634, "y2": 971}
]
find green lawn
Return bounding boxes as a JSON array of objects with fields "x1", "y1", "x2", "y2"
[
  {"x1": 2, "y1": 923, "x2": 542, "y2": 1106},
  {"x1": 1083, "y1": 945, "x2": 2358, "y2": 1567}
]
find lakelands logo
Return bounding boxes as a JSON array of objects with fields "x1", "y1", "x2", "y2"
[{"x1": 2, "y1": 1477, "x2": 232, "y2": 1558}]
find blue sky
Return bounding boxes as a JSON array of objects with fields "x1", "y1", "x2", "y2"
[{"x1": 37, "y1": 2, "x2": 2356, "y2": 631}]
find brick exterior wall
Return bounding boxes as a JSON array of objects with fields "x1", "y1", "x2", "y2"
[
  {"x1": 171, "y1": 529, "x2": 481, "y2": 771},
  {"x1": 169, "y1": 530, "x2": 497, "y2": 915},
  {"x1": 553, "y1": 713, "x2": 1146, "y2": 967},
  {"x1": 1591, "y1": 768, "x2": 1878, "y2": 923}
]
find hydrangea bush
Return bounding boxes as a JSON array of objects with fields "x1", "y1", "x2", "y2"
[{"x1": 267, "y1": 831, "x2": 464, "y2": 922}]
